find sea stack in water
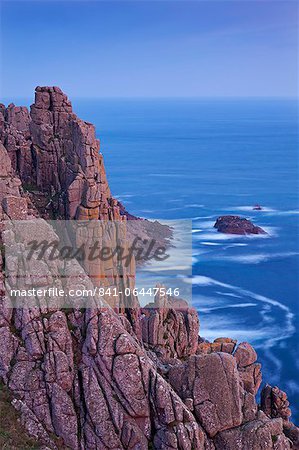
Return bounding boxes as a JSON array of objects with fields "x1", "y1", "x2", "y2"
[{"x1": 214, "y1": 215, "x2": 267, "y2": 235}]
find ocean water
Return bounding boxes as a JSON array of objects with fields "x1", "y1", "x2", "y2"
[{"x1": 75, "y1": 98, "x2": 298, "y2": 420}]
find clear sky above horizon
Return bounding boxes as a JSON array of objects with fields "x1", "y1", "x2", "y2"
[{"x1": 0, "y1": 1, "x2": 298, "y2": 100}]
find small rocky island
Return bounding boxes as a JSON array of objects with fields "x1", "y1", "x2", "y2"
[
  {"x1": 253, "y1": 204, "x2": 263, "y2": 210},
  {"x1": 214, "y1": 215, "x2": 267, "y2": 235}
]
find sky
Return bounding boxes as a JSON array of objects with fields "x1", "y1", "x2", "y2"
[{"x1": 0, "y1": 0, "x2": 298, "y2": 100}]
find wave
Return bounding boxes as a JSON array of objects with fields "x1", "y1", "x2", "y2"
[
  {"x1": 199, "y1": 302, "x2": 258, "y2": 313},
  {"x1": 183, "y1": 275, "x2": 295, "y2": 347},
  {"x1": 224, "y1": 243, "x2": 248, "y2": 248},
  {"x1": 187, "y1": 275, "x2": 292, "y2": 315},
  {"x1": 184, "y1": 275, "x2": 215, "y2": 286},
  {"x1": 192, "y1": 215, "x2": 215, "y2": 220},
  {"x1": 193, "y1": 220, "x2": 215, "y2": 229},
  {"x1": 214, "y1": 252, "x2": 299, "y2": 264},
  {"x1": 266, "y1": 209, "x2": 299, "y2": 217},
  {"x1": 193, "y1": 231, "x2": 271, "y2": 242},
  {"x1": 215, "y1": 291, "x2": 242, "y2": 298},
  {"x1": 201, "y1": 328, "x2": 273, "y2": 342}
]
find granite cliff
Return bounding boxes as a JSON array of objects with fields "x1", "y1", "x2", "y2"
[{"x1": 0, "y1": 87, "x2": 298, "y2": 450}]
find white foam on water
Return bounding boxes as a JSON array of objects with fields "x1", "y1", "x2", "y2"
[
  {"x1": 214, "y1": 252, "x2": 299, "y2": 264},
  {"x1": 194, "y1": 232, "x2": 265, "y2": 242},
  {"x1": 266, "y1": 209, "x2": 299, "y2": 216},
  {"x1": 194, "y1": 233, "x2": 241, "y2": 241},
  {"x1": 192, "y1": 249, "x2": 210, "y2": 256},
  {"x1": 168, "y1": 199, "x2": 183, "y2": 203},
  {"x1": 201, "y1": 242, "x2": 222, "y2": 246},
  {"x1": 188, "y1": 275, "x2": 291, "y2": 314},
  {"x1": 261, "y1": 226, "x2": 278, "y2": 236},
  {"x1": 286, "y1": 380, "x2": 299, "y2": 395},
  {"x1": 192, "y1": 249, "x2": 211, "y2": 264},
  {"x1": 193, "y1": 220, "x2": 215, "y2": 229},
  {"x1": 200, "y1": 326, "x2": 271, "y2": 343},
  {"x1": 184, "y1": 275, "x2": 214, "y2": 286},
  {"x1": 185, "y1": 204, "x2": 205, "y2": 208},
  {"x1": 192, "y1": 253, "x2": 210, "y2": 264},
  {"x1": 224, "y1": 243, "x2": 248, "y2": 248},
  {"x1": 232, "y1": 206, "x2": 277, "y2": 212},
  {"x1": 193, "y1": 227, "x2": 276, "y2": 242},
  {"x1": 200, "y1": 302, "x2": 257, "y2": 313},
  {"x1": 184, "y1": 275, "x2": 295, "y2": 347},
  {"x1": 192, "y1": 215, "x2": 215, "y2": 220},
  {"x1": 145, "y1": 264, "x2": 191, "y2": 272},
  {"x1": 192, "y1": 294, "x2": 228, "y2": 307},
  {"x1": 216, "y1": 291, "x2": 242, "y2": 298},
  {"x1": 114, "y1": 194, "x2": 135, "y2": 200}
]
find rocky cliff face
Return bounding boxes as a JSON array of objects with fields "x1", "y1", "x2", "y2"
[
  {"x1": 0, "y1": 87, "x2": 298, "y2": 450},
  {"x1": 0, "y1": 86, "x2": 118, "y2": 220}
]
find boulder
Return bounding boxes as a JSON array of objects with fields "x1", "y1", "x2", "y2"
[
  {"x1": 169, "y1": 353, "x2": 244, "y2": 437},
  {"x1": 215, "y1": 411, "x2": 291, "y2": 449},
  {"x1": 214, "y1": 215, "x2": 267, "y2": 235}
]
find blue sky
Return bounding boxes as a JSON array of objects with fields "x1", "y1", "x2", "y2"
[{"x1": 0, "y1": 1, "x2": 298, "y2": 99}]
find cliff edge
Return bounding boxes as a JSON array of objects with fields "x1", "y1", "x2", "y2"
[{"x1": 0, "y1": 87, "x2": 298, "y2": 450}]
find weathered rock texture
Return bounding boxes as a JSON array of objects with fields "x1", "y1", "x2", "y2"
[
  {"x1": 141, "y1": 290, "x2": 199, "y2": 361},
  {"x1": 1, "y1": 86, "x2": 114, "y2": 221},
  {"x1": 214, "y1": 215, "x2": 267, "y2": 235},
  {"x1": 261, "y1": 385, "x2": 299, "y2": 449},
  {"x1": 0, "y1": 87, "x2": 297, "y2": 450}
]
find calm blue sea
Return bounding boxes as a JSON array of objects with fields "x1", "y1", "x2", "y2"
[{"x1": 18, "y1": 97, "x2": 298, "y2": 421}]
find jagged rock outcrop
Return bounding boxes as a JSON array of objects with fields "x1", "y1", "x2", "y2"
[
  {"x1": 141, "y1": 288, "x2": 199, "y2": 361},
  {"x1": 0, "y1": 87, "x2": 298, "y2": 450},
  {"x1": 0, "y1": 87, "x2": 117, "y2": 221},
  {"x1": 0, "y1": 88, "x2": 171, "y2": 337},
  {"x1": 261, "y1": 385, "x2": 299, "y2": 449},
  {"x1": 214, "y1": 215, "x2": 266, "y2": 235}
]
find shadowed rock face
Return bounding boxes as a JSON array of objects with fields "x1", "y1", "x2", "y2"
[
  {"x1": 214, "y1": 215, "x2": 267, "y2": 235},
  {"x1": 0, "y1": 87, "x2": 298, "y2": 450}
]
